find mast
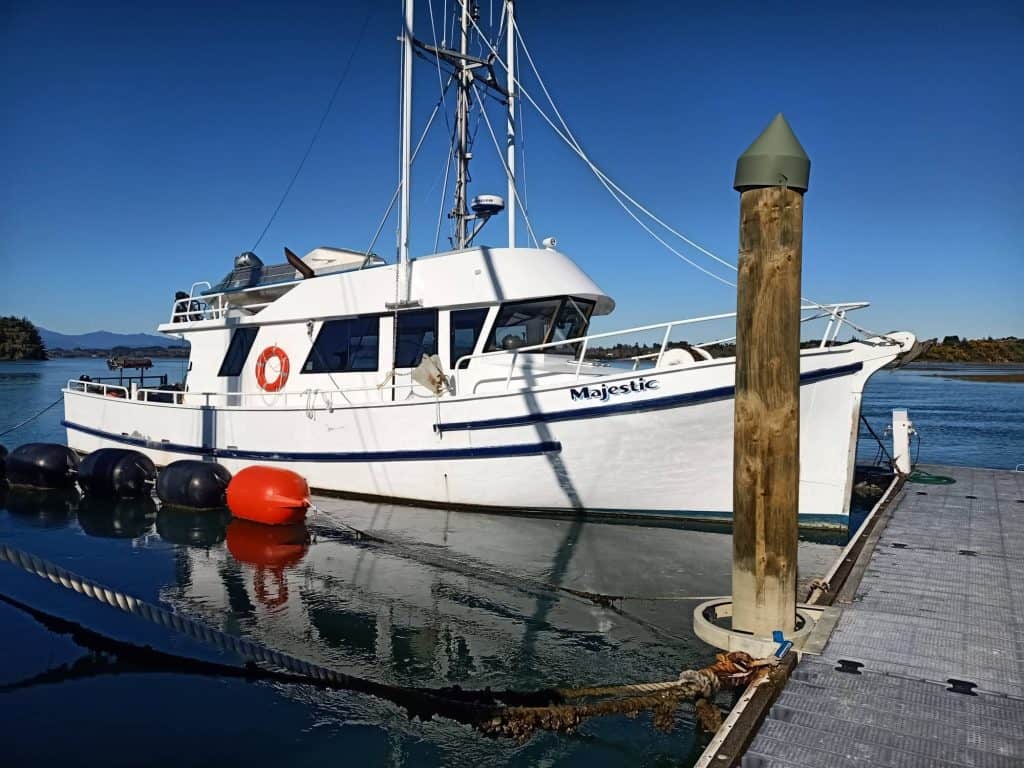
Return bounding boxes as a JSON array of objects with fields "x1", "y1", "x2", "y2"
[
  {"x1": 412, "y1": 1, "x2": 506, "y2": 252},
  {"x1": 505, "y1": 0, "x2": 516, "y2": 248},
  {"x1": 397, "y1": 0, "x2": 414, "y2": 302},
  {"x1": 452, "y1": 0, "x2": 472, "y2": 250}
]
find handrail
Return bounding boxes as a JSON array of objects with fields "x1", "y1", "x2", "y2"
[
  {"x1": 456, "y1": 303, "x2": 864, "y2": 368},
  {"x1": 66, "y1": 379, "x2": 130, "y2": 399},
  {"x1": 134, "y1": 377, "x2": 430, "y2": 408},
  {"x1": 453, "y1": 302, "x2": 871, "y2": 389}
]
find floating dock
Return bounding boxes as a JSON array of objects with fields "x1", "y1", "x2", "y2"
[{"x1": 740, "y1": 464, "x2": 1024, "y2": 767}]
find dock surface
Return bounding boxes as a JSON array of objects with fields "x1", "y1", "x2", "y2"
[{"x1": 744, "y1": 465, "x2": 1024, "y2": 767}]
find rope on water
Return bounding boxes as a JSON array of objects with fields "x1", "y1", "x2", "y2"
[
  {"x1": 0, "y1": 543, "x2": 356, "y2": 686},
  {"x1": 312, "y1": 515, "x2": 726, "y2": 608},
  {"x1": 0, "y1": 542, "x2": 492, "y2": 725},
  {"x1": 481, "y1": 653, "x2": 771, "y2": 740},
  {"x1": 0, "y1": 396, "x2": 64, "y2": 438},
  {"x1": 0, "y1": 543, "x2": 768, "y2": 739}
]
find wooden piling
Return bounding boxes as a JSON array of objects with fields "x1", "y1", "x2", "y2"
[{"x1": 731, "y1": 114, "x2": 810, "y2": 637}]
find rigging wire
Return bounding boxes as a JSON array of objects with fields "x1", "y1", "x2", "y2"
[
  {"x1": 427, "y1": 0, "x2": 456, "y2": 250},
  {"x1": 426, "y1": 0, "x2": 453, "y2": 137},
  {"x1": 472, "y1": 83, "x2": 539, "y2": 247},
  {"x1": 434, "y1": 141, "x2": 455, "y2": 252},
  {"x1": 517, "y1": 83, "x2": 532, "y2": 245},
  {"x1": 250, "y1": 3, "x2": 376, "y2": 252},
  {"x1": 365, "y1": 78, "x2": 455, "y2": 256},
  {"x1": 469, "y1": 14, "x2": 893, "y2": 339},
  {"x1": 513, "y1": 24, "x2": 738, "y2": 276},
  {"x1": 461, "y1": 12, "x2": 736, "y2": 287},
  {"x1": 511, "y1": 23, "x2": 895, "y2": 337}
]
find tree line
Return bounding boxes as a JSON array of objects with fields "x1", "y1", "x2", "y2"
[{"x1": 0, "y1": 316, "x2": 47, "y2": 360}]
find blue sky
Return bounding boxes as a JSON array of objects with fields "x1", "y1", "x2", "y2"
[{"x1": 1, "y1": 0, "x2": 1021, "y2": 340}]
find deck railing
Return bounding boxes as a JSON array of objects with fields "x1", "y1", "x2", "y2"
[
  {"x1": 66, "y1": 380, "x2": 130, "y2": 399},
  {"x1": 70, "y1": 301, "x2": 876, "y2": 407},
  {"x1": 133, "y1": 380, "x2": 414, "y2": 408},
  {"x1": 453, "y1": 302, "x2": 873, "y2": 391},
  {"x1": 167, "y1": 282, "x2": 277, "y2": 325}
]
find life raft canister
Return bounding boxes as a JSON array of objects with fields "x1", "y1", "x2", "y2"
[{"x1": 255, "y1": 346, "x2": 290, "y2": 392}]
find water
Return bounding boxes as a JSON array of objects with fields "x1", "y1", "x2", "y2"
[
  {"x1": 857, "y1": 364, "x2": 1024, "y2": 471},
  {"x1": 1, "y1": 358, "x2": 1021, "y2": 766}
]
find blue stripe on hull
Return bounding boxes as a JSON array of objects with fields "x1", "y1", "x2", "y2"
[
  {"x1": 435, "y1": 361, "x2": 864, "y2": 433},
  {"x1": 63, "y1": 423, "x2": 849, "y2": 529},
  {"x1": 62, "y1": 420, "x2": 561, "y2": 462}
]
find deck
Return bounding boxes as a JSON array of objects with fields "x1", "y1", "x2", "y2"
[{"x1": 743, "y1": 465, "x2": 1024, "y2": 767}]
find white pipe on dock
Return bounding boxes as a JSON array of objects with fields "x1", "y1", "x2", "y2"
[{"x1": 891, "y1": 409, "x2": 914, "y2": 475}]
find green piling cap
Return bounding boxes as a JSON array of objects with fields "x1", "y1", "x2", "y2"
[{"x1": 734, "y1": 113, "x2": 810, "y2": 193}]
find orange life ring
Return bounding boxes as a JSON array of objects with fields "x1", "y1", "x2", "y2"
[{"x1": 255, "y1": 346, "x2": 290, "y2": 392}]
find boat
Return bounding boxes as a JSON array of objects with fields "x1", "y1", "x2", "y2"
[{"x1": 62, "y1": 1, "x2": 917, "y2": 529}]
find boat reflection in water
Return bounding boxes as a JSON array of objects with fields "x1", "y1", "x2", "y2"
[
  {"x1": 226, "y1": 520, "x2": 309, "y2": 610},
  {"x1": 77, "y1": 496, "x2": 157, "y2": 539},
  {"x1": 0, "y1": 485, "x2": 838, "y2": 762},
  {"x1": 159, "y1": 495, "x2": 840, "y2": 701},
  {"x1": 156, "y1": 507, "x2": 231, "y2": 548},
  {"x1": 4, "y1": 486, "x2": 80, "y2": 529}
]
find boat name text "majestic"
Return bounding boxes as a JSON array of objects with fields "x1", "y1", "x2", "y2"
[{"x1": 570, "y1": 378, "x2": 659, "y2": 403}]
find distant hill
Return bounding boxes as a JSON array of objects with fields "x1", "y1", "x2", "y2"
[
  {"x1": 920, "y1": 336, "x2": 1024, "y2": 364},
  {"x1": 0, "y1": 316, "x2": 47, "y2": 360},
  {"x1": 39, "y1": 328, "x2": 185, "y2": 350}
]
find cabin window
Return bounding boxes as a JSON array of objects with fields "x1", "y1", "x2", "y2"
[
  {"x1": 450, "y1": 307, "x2": 489, "y2": 368},
  {"x1": 485, "y1": 299, "x2": 562, "y2": 352},
  {"x1": 549, "y1": 297, "x2": 595, "y2": 354},
  {"x1": 394, "y1": 309, "x2": 438, "y2": 368},
  {"x1": 303, "y1": 316, "x2": 379, "y2": 373},
  {"x1": 217, "y1": 327, "x2": 258, "y2": 377},
  {"x1": 484, "y1": 297, "x2": 593, "y2": 354}
]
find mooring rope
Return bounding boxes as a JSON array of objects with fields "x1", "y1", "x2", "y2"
[
  {"x1": 0, "y1": 543, "x2": 364, "y2": 689},
  {"x1": 859, "y1": 414, "x2": 894, "y2": 468},
  {"x1": 0, "y1": 396, "x2": 64, "y2": 438},
  {"x1": 312, "y1": 516, "x2": 726, "y2": 609},
  {"x1": 908, "y1": 469, "x2": 956, "y2": 485},
  {"x1": 0, "y1": 542, "x2": 768, "y2": 738}
]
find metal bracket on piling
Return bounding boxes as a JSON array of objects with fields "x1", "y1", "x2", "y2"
[{"x1": 692, "y1": 598, "x2": 821, "y2": 658}]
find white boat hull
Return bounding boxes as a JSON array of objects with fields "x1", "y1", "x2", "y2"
[{"x1": 63, "y1": 339, "x2": 908, "y2": 529}]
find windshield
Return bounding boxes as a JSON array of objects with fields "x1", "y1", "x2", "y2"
[
  {"x1": 549, "y1": 297, "x2": 595, "y2": 354},
  {"x1": 485, "y1": 297, "x2": 594, "y2": 354}
]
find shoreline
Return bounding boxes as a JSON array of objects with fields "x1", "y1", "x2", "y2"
[{"x1": 927, "y1": 372, "x2": 1024, "y2": 383}]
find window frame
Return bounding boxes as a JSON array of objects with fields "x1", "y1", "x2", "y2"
[
  {"x1": 483, "y1": 296, "x2": 596, "y2": 355},
  {"x1": 302, "y1": 315, "x2": 381, "y2": 374},
  {"x1": 394, "y1": 308, "x2": 439, "y2": 368},
  {"x1": 449, "y1": 307, "x2": 491, "y2": 369},
  {"x1": 548, "y1": 296, "x2": 597, "y2": 356},
  {"x1": 217, "y1": 326, "x2": 259, "y2": 377}
]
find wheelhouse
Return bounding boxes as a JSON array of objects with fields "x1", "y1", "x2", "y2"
[{"x1": 151, "y1": 245, "x2": 615, "y2": 404}]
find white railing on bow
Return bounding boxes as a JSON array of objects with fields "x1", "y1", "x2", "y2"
[{"x1": 453, "y1": 302, "x2": 873, "y2": 391}]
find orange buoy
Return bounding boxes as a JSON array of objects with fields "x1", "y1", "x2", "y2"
[
  {"x1": 226, "y1": 519, "x2": 309, "y2": 609},
  {"x1": 226, "y1": 465, "x2": 310, "y2": 525},
  {"x1": 255, "y1": 346, "x2": 289, "y2": 392}
]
